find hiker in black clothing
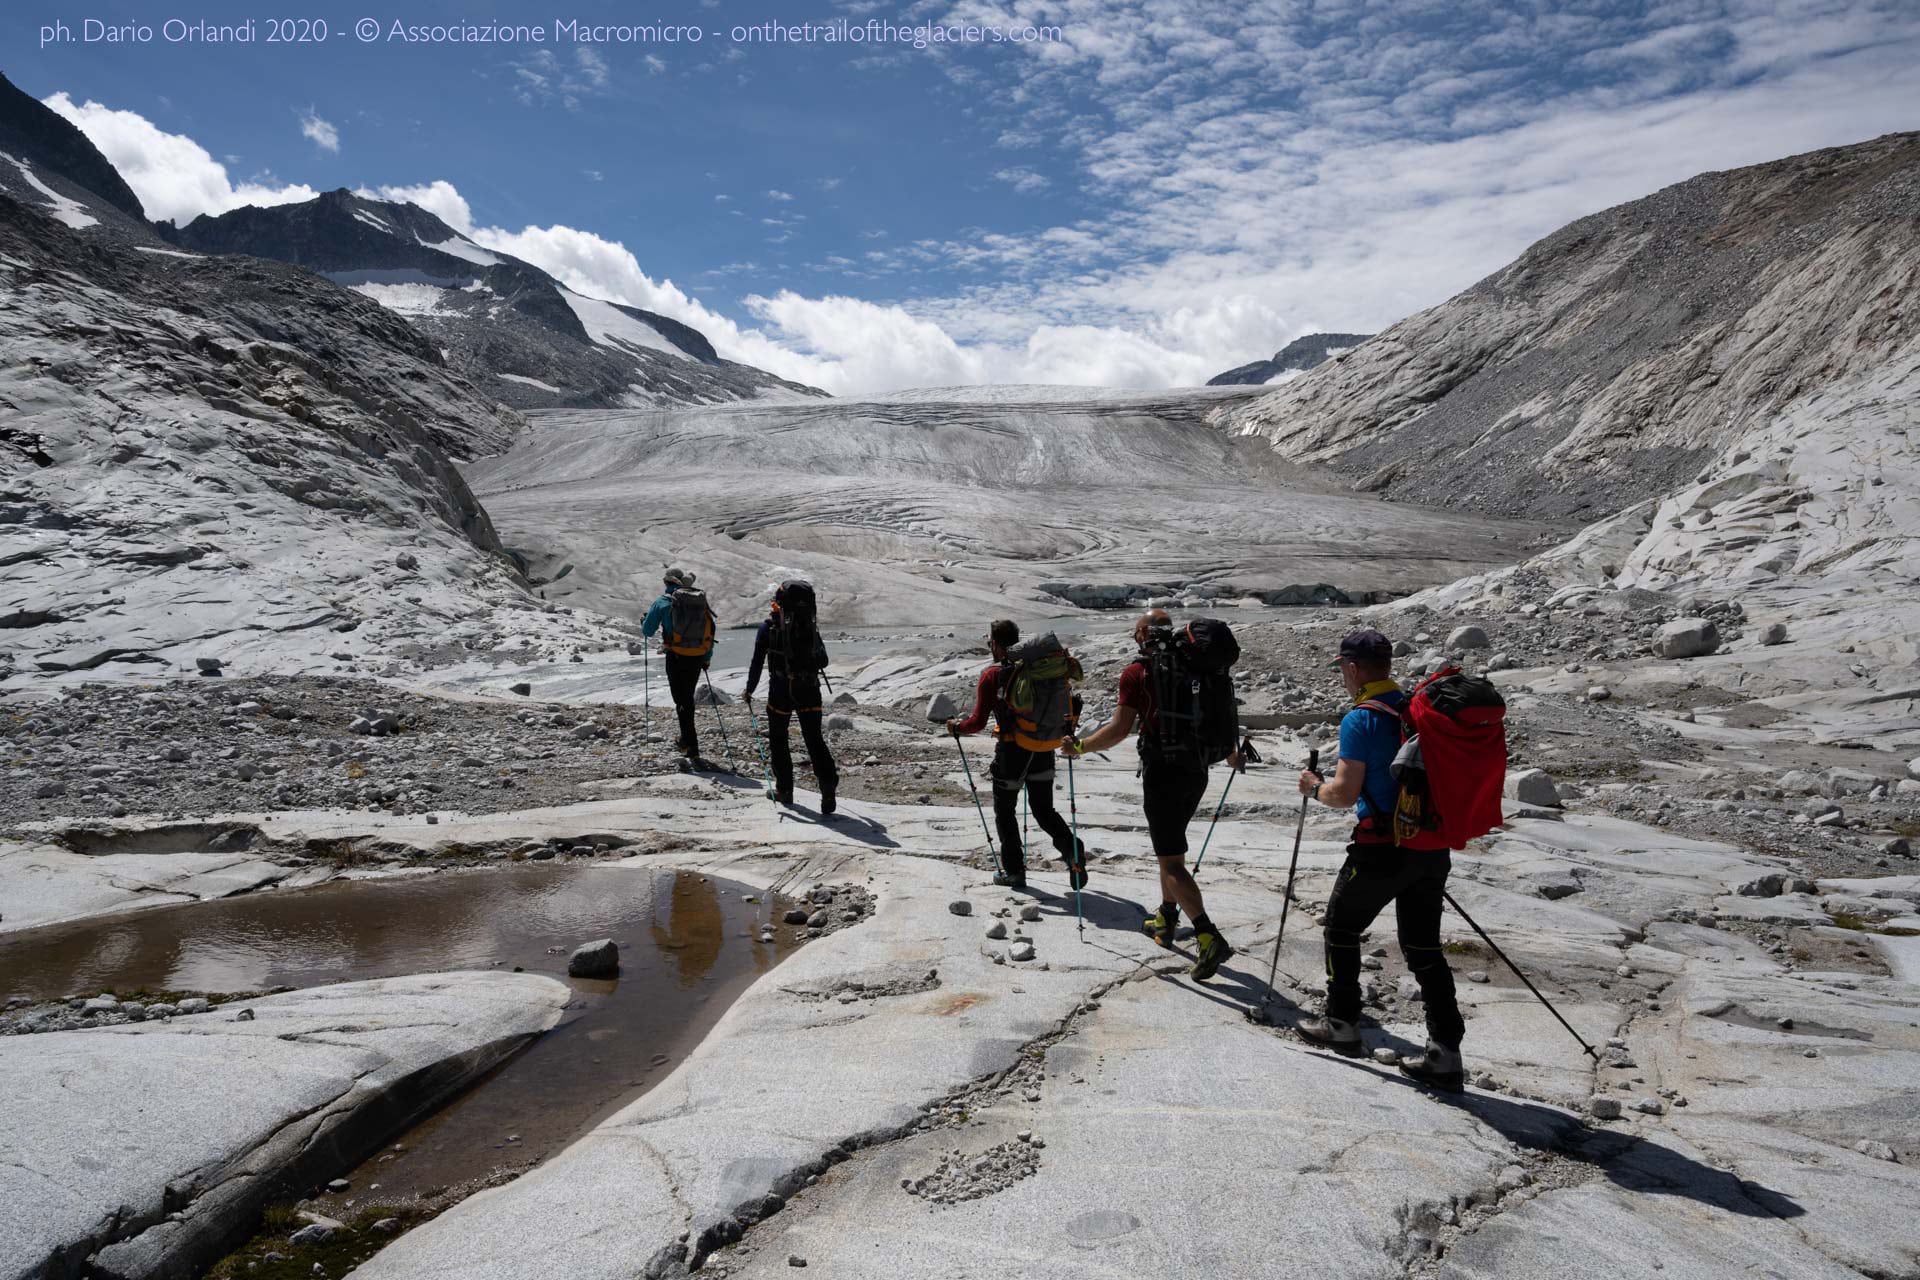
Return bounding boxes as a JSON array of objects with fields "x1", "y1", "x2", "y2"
[
  {"x1": 946, "y1": 619, "x2": 1088, "y2": 891},
  {"x1": 1065, "y1": 609, "x2": 1236, "y2": 981},
  {"x1": 641, "y1": 567, "x2": 715, "y2": 759},
  {"x1": 1293, "y1": 628, "x2": 1467, "y2": 1091},
  {"x1": 743, "y1": 580, "x2": 839, "y2": 813}
]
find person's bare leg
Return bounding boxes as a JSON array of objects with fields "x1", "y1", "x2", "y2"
[{"x1": 1158, "y1": 858, "x2": 1207, "y2": 920}]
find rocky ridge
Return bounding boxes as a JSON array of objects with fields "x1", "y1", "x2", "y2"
[
  {"x1": 163, "y1": 188, "x2": 826, "y2": 411},
  {"x1": 1207, "y1": 330, "x2": 1373, "y2": 385},
  {"x1": 1214, "y1": 132, "x2": 1920, "y2": 523}
]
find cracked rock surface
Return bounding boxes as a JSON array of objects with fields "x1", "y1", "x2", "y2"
[{"x1": 0, "y1": 970, "x2": 567, "y2": 1280}]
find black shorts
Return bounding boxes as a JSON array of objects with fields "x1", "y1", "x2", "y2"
[{"x1": 1141, "y1": 761, "x2": 1209, "y2": 858}]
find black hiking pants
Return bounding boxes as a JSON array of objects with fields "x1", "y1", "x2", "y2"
[
  {"x1": 1323, "y1": 844, "x2": 1465, "y2": 1048},
  {"x1": 1140, "y1": 760, "x2": 1210, "y2": 858},
  {"x1": 989, "y1": 741, "x2": 1078, "y2": 876},
  {"x1": 664, "y1": 651, "x2": 703, "y2": 754},
  {"x1": 769, "y1": 709, "x2": 837, "y2": 798}
]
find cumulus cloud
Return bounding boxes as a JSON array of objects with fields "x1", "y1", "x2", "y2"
[
  {"x1": 991, "y1": 166, "x2": 1050, "y2": 193},
  {"x1": 356, "y1": 180, "x2": 473, "y2": 233},
  {"x1": 42, "y1": 92, "x2": 316, "y2": 225},
  {"x1": 299, "y1": 109, "x2": 339, "y2": 153}
]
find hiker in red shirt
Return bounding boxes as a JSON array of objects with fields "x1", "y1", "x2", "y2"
[
  {"x1": 948, "y1": 619, "x2": 1087, "y2": 891},
  {"x1": 1293, "y1": 629, "x2": 1466, "y2": 1092}
]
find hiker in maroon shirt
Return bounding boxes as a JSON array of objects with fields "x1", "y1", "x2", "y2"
[
  {"x1": 1065, "y1": 609, "x2": 1235, "y2": 980},
  {"x1": 948, "y1": 618, "x2": 1087, "y2": 891}
]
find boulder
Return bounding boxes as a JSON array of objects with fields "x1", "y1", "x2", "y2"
[
  {"x1": 1758, "y1": 622, "x2": 1789, "y2": 646},
  {"x1": 195, "y1": 657, "x2": 224, "y2": 675},
  {"x1": 927, "y1": 692, "x2": 959, "y2": 722},
  {"x1": 1653, "y1": 616, "x2": 1721, "y2": 659},
  {"x1": 1826, "y1": 768, "x2": 1880, "y2": 798},
  {"x1": 509, "y1": 682, "x2": 532, "y2": 697},
  {"x1": 825, "y1": 714, "x2": 855, "y2": 733},
  {"x1": 1447, "y1": 625, "x2": 1490, "y2": 649},
  {"x1": 566, "y1": 939, "x2": 619, "y2": 979},
  {"x1": 831, "y1": 691, "x2": 858, "y2": 706},
  {"x1": 1908, "y1": 756, "x2": 1920, "y2": 782},
  {"x1": 1505, "y1": 768, "x2": 1561, "y2": 808}
]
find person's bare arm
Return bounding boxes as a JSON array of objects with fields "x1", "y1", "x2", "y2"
[
  {"x1": 1067, "y1": 703, "x2": 1138, "y2": 756},
  {"x1": 1299, "y1": 757, "x2": 1366, "y2": 808}
]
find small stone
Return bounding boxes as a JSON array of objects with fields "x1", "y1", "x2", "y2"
[
  {"x1": 1588, "y1": 1095, "x2": 1623, "y2": 1120},
  {"x1": 789, "y1": 1257, "x2": 808, "y2": 1269},
  {"x1": 1586, "y1": 685, "x2": 1611, "y2": 702},
  {"x1": 1654, "y1": 616, "x2": 1721, "y2": 659},
  {"x1": 1758, "y1": 622, "x2": 1788, "y2": 646},
  {"x1": 1018, "y1": 904, "x2": 1041, "y2": 923},
  {"x1": 1466, "y1": 970, "x2": 1489, "y2": 983},
  {"x1": 372, "y1": 1218, "x2": 401, "y2": 1234},
  {"x1": 327, "y1": 1178, "x2": 349, "y2": 1192},
  {"x1": 783, "y1": 908, "x2": 810, "y2": 925},
  {"x1": 396, "y1": 552, "x2": 419, "y2": 571},
  {"x1": 926, "y1": 691, "x2": 959, "y2": 722},
  {"x1": 985, "y1": 921, "x2": 1008, "y2": 940},
  {"x1": 1633, "y1": 1098, "x2": 1666, "y2": 1115},
  {"x1": 1372, "y1": 1047, "x2": 1399, "y2": 1065},
  {"x1": 1010, "y1": 941, "x2": 1036, "y2": 962},
  {"x1": 948, "y1": 900, "x2": 973, "y2": 917},
  {"x1": 1447, "y1": 625, "x2": 1490, "y2": 649},
  {"x1": 1505, "y1": 768, "x2": 1561, "y2": 808},
  {"x1": 567, "y1": 938, "x2": 620, "y2": 978},
  {"x1": 288, "y1": 1223, "x2": 336, "y2": 1246},
  {"x1": 1495, "y1": 1164, "x2": 1531, "y2": 1194},
  {"x1": 195, "y1": 657, "x2": 224, "y2": 674},
  {"x1": 1854, "y1": 1139, "x2": 1898, "y2": 1162},
  {"x1": 176, "y1": 997, "x2": 210, "y2": 1014},
  {"x1": 509, "y1": 682, "x2": 532, "y2": 697}
]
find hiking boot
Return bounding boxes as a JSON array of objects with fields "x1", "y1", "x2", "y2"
[
  {"x1": 1294, "y1": 1014, "x2": 1364, "y2": 1057},
  {"x1": 1059, "y1": 840, "x2": 1089, "y2": 891},
  {"x1": 775, "y1": 787, "x2": 794, "y2": 805},
  {"x1": 992, "y1": 869, "x2": 1028, "y2": 890},
  {"x1": 1142, "y1": 904, "x2": 1180, "y2": 947},
  {"x1": 1190, "y1": 930, "x2": 1232, "y2": 981},
  {"x1": 1398, "y1": 1041, "x2": 1466, "y2": 1093},
  {"x1": 820, "y1": 787, "x2": 837, "y2": 816}
]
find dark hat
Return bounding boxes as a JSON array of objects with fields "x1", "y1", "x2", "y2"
[
  {"x1": 663, "y1": 567, "x2": 694, "y2": 588},
  {"x1": 1331, "y1": 629, "x2": 1393, "y2": 666}
]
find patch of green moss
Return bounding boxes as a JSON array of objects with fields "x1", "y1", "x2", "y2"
[{"x1": 205, "y1": 1203, "x2": 426, "y2": 1280}]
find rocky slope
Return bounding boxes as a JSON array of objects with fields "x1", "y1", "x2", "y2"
[
  {"x1": 1207, "y1": 330, "x2": 1372, "y2": 385},
  {"x1": 0, "y1": 72, "x2": 161, "y2": 247},
  {"x1": 163, "y1": 189, "x2": 826, "y2": 411},
  {"x1": 1214, "y1": 132, "x2": 1920, "y2": 523},
  {"x1": 0, "y1": 190, "x2": 626, "y2": 685}
]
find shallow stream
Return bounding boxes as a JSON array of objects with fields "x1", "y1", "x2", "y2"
[{"x1": 1, "y1": 864, "x2": 801, "y2": 1205}]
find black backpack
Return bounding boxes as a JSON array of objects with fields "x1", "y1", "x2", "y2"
[
  {"x1": 1141, "y1": 618, "x2": 1240, "y2": 766},
  {"x1": 771, "y1": 580, "x2": 823, "y2": 706}
]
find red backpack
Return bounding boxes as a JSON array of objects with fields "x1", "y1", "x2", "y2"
[{"x1": 1359, "y1": 668, "x2": 1508, "y2": 851}]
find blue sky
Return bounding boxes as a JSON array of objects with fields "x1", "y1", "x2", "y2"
[{"x1": 14, "y1": 0, "x2": 1920, "y2": 392}]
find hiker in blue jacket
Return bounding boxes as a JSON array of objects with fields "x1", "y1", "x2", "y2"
[{"x1": 641, "y1": 568, "x2": 714, "y2": 758}]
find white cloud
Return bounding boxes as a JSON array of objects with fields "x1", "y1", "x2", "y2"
[
  {"x1": 357, "y1": 180, "x2": 473, "y2": 233},
  {"x1": 992, "y1": 166, "x2": 1050, "y2": 193},
  {"x1": 299, "y1": 109, "x2": 339, "y2": 153},
  {"x1": 766, "y1": 189, "x2": 794, "y2": 202},
  {"x1": 42, "y1": 92, "x2": 317, "y2": 225},
  {"x1": 644, "y1": 54, "x2": 668, "y2": 75}
]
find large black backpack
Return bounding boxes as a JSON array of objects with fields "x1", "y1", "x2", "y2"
[
  {"x1": 771, "y1": 580, "x2": 823, "y2": 707},
  {"x1": 1142, "y1": 618, "x2": 1240, "y2": 766}
]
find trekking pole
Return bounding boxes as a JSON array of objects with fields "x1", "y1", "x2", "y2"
[
  {"x1": 948, "y1": 728, "x2": 1002, "y2": 880},
  {"x1": 744, "y1": 697, "x2": 776, "y2": 802},
  {"x1": 1262, "y1": 749, "x2": 1318, "y2": 1007},
  {"x1": 1443, "y1": 890, "x2": 1601, "y2": 1061},
  {"x1": 642, "y1": 642, "x2": 652, "y2": 743},
  {"x1": 1191, "y1": 735, "x2": 1253, "y2": 878},
  {"x1": 702, "y1": 669, "x2": 739, "y2": 774},
  {"x1": 1067, "y1": 749, "x2": 1084, "y2": 940}
]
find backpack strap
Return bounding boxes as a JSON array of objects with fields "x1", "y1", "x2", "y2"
[{"x1": 1353, "y1": 697, "x2": 1412, "y2": 819}]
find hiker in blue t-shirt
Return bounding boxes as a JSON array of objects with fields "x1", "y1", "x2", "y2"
[{"x1": 1290, "y1": 628, "x2": 1467, "y2": 1093}]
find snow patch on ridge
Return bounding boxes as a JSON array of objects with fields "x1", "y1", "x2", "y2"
[
  {"x1": 3, "y1": 154, "x2": 99, "y2": 229},
  {"x1": 561, "y1": 288, "x2": 681, "y2": 357},
  {"x1": 500, "y1": 373, "x2": 566, "y2": 394},
  {"x1": 351, "y1": 209, "x2": 395, "y2": 235},
  {"x1": 420, "y1": 235, "x2": 501, "y2": 267}
]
